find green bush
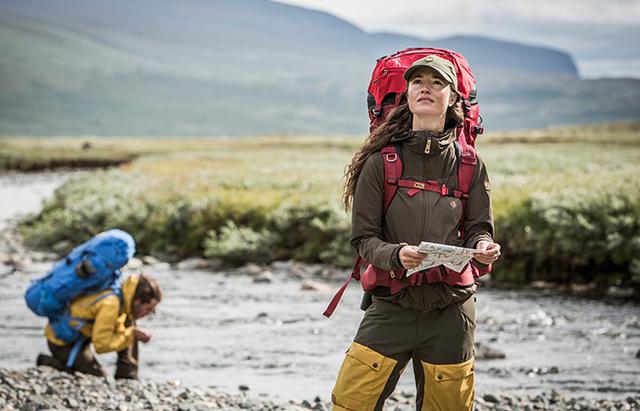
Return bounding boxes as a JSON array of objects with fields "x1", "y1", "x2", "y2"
[{"x1": 495, "y1": 187, "x2": 640, "y2": 285}]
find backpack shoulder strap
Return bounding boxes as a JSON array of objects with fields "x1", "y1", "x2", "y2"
[
  {"x1": 456, "y1": 140, "x2": 477, "y2": 239},
  {"x1": 380, "y1": 145, "x2": 403, "y2": 215}
]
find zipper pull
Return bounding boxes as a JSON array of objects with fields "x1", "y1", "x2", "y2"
[{"x1": 424, "y1": 139, "x2": 431, "y2": 154}]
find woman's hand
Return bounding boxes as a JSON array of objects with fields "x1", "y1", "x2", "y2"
[
  {"x1": 399, "y1": 245, "x2": 427, "y2": 269},
  {"x1": 474, "y1": 240, "x2": 501, "y2": 265}
]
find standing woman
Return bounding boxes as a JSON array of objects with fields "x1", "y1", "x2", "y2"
[{"x1": 331, "y1": 56, "x2": 501, "y2": 410}]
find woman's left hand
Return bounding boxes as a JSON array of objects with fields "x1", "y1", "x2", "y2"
[{"x1": 474, "y1": 240, "x2": 501, "y2": 265}]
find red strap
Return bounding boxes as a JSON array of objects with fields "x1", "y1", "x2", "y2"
[
  {"x1": 393, "y1": 179, "x2": 469, "y2": 199},
  {"x1": 457, "y1": 141, "x2": 477, "y2": 239},
  {"x1": 323, "y1": 255, "x2": 364, "y2": 317},
  {"x1": 380, "y1": 146, "x2": 402, "y2": 214},
  {"x1": 323, "y1": 274, "x2": 352, "y2": 317}
]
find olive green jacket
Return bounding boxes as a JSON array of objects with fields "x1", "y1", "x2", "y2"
[{"x1": 351, "y1": 128, "x2": 494, "y2": 273}]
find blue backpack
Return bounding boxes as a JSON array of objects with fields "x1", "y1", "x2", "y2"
[{"x1": 25, "y1": 229, "x2": 135, "y2": 365}]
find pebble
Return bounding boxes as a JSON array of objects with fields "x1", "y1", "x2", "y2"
[{"x1": 1, "y1": 367, "x2": 311, "y2": 411}]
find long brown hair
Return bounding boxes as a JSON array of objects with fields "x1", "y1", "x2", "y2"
[{"x1": 342, "y1": 95, "x2": 464, "y2": 211}]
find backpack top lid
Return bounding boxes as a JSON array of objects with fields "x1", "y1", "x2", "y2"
[{"x1": 366, "y1": 48, "x2": 482, "y2": 146}]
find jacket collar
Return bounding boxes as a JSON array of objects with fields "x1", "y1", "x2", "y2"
[
  {"x1": 121, "y1": 274, "x2": 140, "y2": 317},
  {"x1": 391, "y1": 128, "x2": 457, "y2": 156}
]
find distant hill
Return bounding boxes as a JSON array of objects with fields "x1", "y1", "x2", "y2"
[{"x1": 0, "y1": 0, "x2": 637, "y2": 136}]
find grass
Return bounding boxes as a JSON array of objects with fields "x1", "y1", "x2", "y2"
[{"x1": 5, "y1": 122, "x2": 640, "y2": 285}]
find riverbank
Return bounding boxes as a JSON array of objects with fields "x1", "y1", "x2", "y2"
[
  {"x1": 2, "y1": 226, "x2": 637, "y2": 300},
  {"x1": 3, "y1": 228, "x2": 640, "y2": 402},
  {"x1": 2, "y1": 367, "x2": 638, "y2": 411},
  {"x1": 6, "y1": 125, "x2": 640, "y2": 287}
]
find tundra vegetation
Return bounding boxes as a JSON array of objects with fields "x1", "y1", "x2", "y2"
[{"x1": 3, "y1": 122, "x2": 639, "y2": 287}]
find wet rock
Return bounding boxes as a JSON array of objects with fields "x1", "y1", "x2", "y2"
[
  {"x1": 475, "y1": 342, "x2": 506, "y2": 360},
  {"x1": 526, "y1": 309, "x2": 554, "y2": 327},
  {"x1": 486, "y1": 367, "x2": 512, "y2": 378},
  {"x1": 253, "y1": 271, "x2": 274, "y2": 284},
  {"x1": 523, "y1": 366, "x2": 559, "y2": 377},
  {"x1": 483, "y1": 393, "x2": 500, "y2": 403}
]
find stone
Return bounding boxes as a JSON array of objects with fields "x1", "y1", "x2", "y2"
[
  {"x1": 483, "y1": 393, "x2": 500, "y2": 403},
  {"x1": 124, "y1": 258, "x2": 143, "y2": 270},
  {"x1": 475, "y1": 342, "x2": 506, "y2": 360},
  {"x1": 253, "y1": 272, "x2": 274, "y2": 284},
  {"x1": 176, "y1": 258, "x2": 214, "y2": 271},
  {"x1": 300, "y1": 280, "x2": 331, "y2": 292}
]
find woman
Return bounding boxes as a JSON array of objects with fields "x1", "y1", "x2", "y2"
[{"x1": 331, "y1": 55, "x2": 501, "y2": 411}]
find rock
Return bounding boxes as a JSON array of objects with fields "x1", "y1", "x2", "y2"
[
  {"x1": 483, "y1": 393, "x2": 500, "y2": 403},
  {"x1": 176, "y1": 258, "x2": 214, "y2": 271},
  {"x1": 636, "y1": 349, "x2": 640, "y2": 359},
  {"x1": 238, "y1": 384, "x2": 250, "y2": 392},
  {"x1": 253, "y1": 271, "x2": 274, "y2": 284},
  {"x1": 271, "y1": 260, "x2": 293, "y2": 272},
  {"x1": 475, "y1": 342, "x2": 506, "y2": 360},
  {"x1": 124, "y1": 258, "x2": 143, "y2": 270},
  {"x1": 244, "y1": 263, "x2": 263, "y2": 275},
  {"x1": 300, "y1": 279, "x2": 331, "y2": 292},
  {"x1": 606, "y1": 286, "x2": 635, "y2": 298}
]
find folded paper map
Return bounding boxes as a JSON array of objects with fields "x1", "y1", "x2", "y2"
[{"x1": 406, "y1": 242, "x2": 479, "y2": 276}]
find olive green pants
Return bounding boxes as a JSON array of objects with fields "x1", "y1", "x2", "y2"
[{"x1": 332, "y1": 289, "x2": 476, "y2": 411}]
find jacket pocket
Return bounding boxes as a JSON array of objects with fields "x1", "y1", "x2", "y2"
[{"x1": 331, "y1": 342, "x2": 397, "y2": 411}]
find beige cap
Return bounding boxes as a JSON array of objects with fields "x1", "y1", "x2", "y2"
[{"x1": 403, "y1": 55, "x2": 458, "y2": 91}]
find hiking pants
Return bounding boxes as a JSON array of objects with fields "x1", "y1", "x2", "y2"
[
  {"x1": 331, "y1": 292, "x2": 476, "y2": 411},
  {"x1": 47, "y1": 336, "x2": 139, "y2": 379}
]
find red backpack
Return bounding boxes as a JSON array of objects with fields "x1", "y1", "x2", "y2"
[{"x1": 324, "y1": 48, "x2": 489, "y2": 317}]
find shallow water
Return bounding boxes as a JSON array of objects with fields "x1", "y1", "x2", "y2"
[
  {"x1": 0, "y1": 172, "x2": 638, "y2": 403},
  {"x1": 0, "y1": 171, "x2": 83, "y2": 230}
]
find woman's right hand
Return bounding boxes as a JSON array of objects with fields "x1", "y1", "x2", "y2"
[{"x1": 399, "y1": 245, "x2": 427, "y2": 269}]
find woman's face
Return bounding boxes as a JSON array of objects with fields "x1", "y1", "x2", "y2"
[{"x1": 406, "y1": 68, "x2": 457, "y2": 118}]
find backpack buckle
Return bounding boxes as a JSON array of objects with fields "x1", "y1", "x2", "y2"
[
  {"x1": 384, "y1": 153, "x2": 398, "y2": 163},
  {"x1": 371, "y1": 105, "x2": 382, "y2": 118},
  {"x1": 440, "y1": 184, "x2": 450, "y2": 196}
]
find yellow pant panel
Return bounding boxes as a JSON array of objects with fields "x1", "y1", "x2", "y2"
[
  {"x1": 420, "y1": 357, "x2": 475, "y2": 411},
  {"x1": 331, "y1": 342, "x2": 398, "y2": 411}
]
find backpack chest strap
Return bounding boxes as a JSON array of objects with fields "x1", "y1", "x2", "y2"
[{"x1": 388, "y1": 178, "x2": 469, "y2": 199}]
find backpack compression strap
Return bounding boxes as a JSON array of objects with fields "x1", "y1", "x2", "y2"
[{"x1": 322, "y1": 147, "x2": 404, "y2": 318}]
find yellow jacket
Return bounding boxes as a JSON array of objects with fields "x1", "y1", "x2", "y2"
[{"x1": 45, "y1": 274, "x2": 139, "y2": 354}]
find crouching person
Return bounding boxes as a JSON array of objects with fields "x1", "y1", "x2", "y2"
[{"x1": 37, "y1": 274, "x2": 162, "y2": 379}]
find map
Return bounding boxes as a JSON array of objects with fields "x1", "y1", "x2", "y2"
[{"x1": 406, "y1": 241, "x2": 479, "y2": 276}]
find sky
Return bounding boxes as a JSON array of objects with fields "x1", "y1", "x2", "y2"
[{"x1": 274, "y1": 0, "x2": 640, "y2": 79}]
